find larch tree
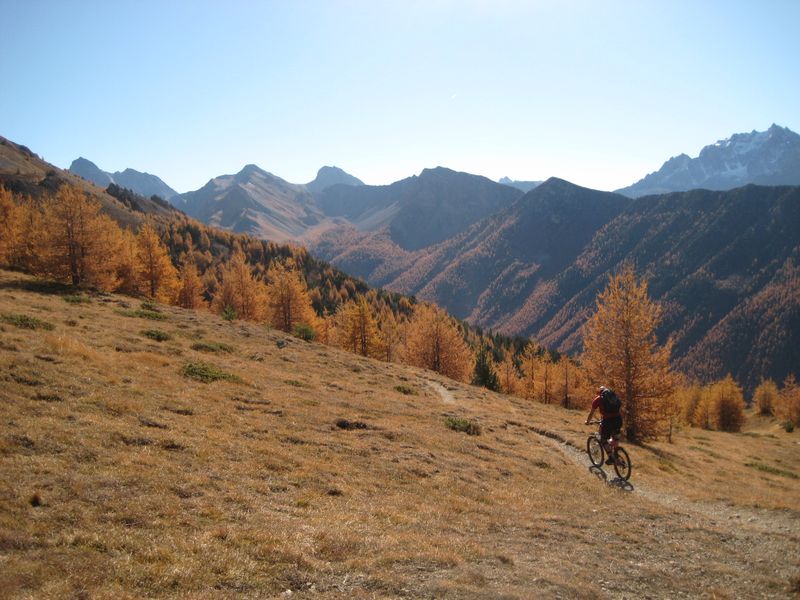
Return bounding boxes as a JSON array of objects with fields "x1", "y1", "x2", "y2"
[
  {"x1": 37, "y1": 185, "x2": 123, "y2": 290},
  {"x1": 582, "y1": 264, "x2": 676, "y2": 442},
  {"x1": 265, "y1": 261, "x2": 317, "y2": 333},
  {"x1": 709, "y1": 375, "x2": 746, "y2": 432},
  {"x1": 754, "y1": 379, "x2": 779, "y2": 416},
  {"x1": 0, "y1": 185, "x2": 22, "y2": 266},
  {"x1": 176, "y1": 256, "x2": 207, "y2": 310},
  {"x1": 403, "y1": 303, "x2": 473, "y2": 382},
  {"x1": 519, "y1": 345, "x2": 539, "y2": 402},
  {"x1": 336, "y1": 296, "x2": 384, "y2": 358},
  {"x1": 116, "y1": 228, "x2": 141, "y2": 296},
  {"x1": 498, "y1": 353, "x2": 520, "y2": 395},
  {"x1": 212, "y1": 249, "x2": 266, "y2": 321},
  {"x1": 136, "y1": 222, "x2": 179, "y2": 302}
]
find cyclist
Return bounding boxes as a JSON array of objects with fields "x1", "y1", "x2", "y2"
[{"x1": 585, "y1": 386, "x2": 623, "y2": 465}]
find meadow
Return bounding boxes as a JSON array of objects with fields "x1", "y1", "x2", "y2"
[{"x1": 1, "y1": 269, "x2": 798, "y2": 599}]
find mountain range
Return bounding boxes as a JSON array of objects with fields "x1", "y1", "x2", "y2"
[
  {"x1": 616, "y1": 124, "x2": 800, "y2": 197},
  {"x1": 9, "y1": 124, "x2": 800, "y2": 390},
  {"x1": 69, "y1": 157, "x2": 179, "y2": 201}
]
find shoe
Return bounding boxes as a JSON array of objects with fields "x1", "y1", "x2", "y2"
[{"x1": 605, "y1": 458, "x2": 614, "y2": 465}]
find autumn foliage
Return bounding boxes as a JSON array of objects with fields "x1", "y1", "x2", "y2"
[{"x1": 582, "y1": 264, "x2": 676, "y2": 441}]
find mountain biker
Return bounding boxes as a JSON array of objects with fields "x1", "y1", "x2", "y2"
[{"x1": 585, "y1": 386, "x2": 623, "y2": 465}]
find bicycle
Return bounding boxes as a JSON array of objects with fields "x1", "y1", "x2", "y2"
[{"x1": 586, "y1": 419, "x2": 632, "y2": 481}]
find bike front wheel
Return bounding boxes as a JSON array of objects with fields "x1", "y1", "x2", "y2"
[
  {"x1": 613, "y1": 447, "x2": 632, "y2": 481},
  {"x1": 587, "y1": 435, "x2": 604, "y2": 467}
]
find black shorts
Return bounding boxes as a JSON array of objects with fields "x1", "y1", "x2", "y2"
[{"x1": 601, "y1": 415, "x2": 622, "y2": 441}]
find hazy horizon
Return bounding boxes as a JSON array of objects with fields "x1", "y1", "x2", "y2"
[{"x1": 2, "y1": 1, "x2": 799, "y2": 193}]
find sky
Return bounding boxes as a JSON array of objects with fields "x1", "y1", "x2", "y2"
[{"x1": 2, "y1": 0, "x2": 799, "y2": 193}]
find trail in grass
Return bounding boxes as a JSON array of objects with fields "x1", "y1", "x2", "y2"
[{"x1": 526, "y1": 425, "x2": 799, "y2": 537}]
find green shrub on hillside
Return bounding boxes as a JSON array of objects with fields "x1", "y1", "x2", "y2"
[
  {"x1": 181, "y1": 362, "x2": 243, "y2": 384},
  {"x1": 1, "y1": 313, "x2": 55, "y2": 331},
  {"x1": 142, "y1": 329, "x2": 171, "y2": 342},
  {"x1": 191, "y1": 341, "x2": 234, "y2": 353}
]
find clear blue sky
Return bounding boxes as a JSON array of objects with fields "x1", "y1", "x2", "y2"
[{"x1": 2, "y1": 1, "x2": 798, "y2": 193}]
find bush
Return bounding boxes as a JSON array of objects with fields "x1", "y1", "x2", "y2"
[
  {"x1": 115, "y1": 308, "x2": 167, "y2": 321},
  {"x1": 785, "y1": 421, "x2": 795, "y2": 433},
  {"x1": 141, "y1": 329, "x2": 171, "y2": 342},
  {"x1": 395, "y1": 385, "x2": 417, "y2": 395},
  {"x1": 221, "y1": 306, "x2": 237, "y2": 322},
  {"x1": 293, "y1": 323, "x2": 316, "y2": 342},
  {"x1": 445, "y1": 416, "x2": 481, "y2": 436},
  {"x1": 191, "y1": 341, "x2": 234, "y2": 353},
  {"x1": 63, "y1": 294, "x2": 91, "y2": 304},
  {"x1": 181, "y1": 362, "x2": 243, "y2": 384},
  {"x1": 1, "y1": 313, "x2": 55, "y2": 331}
]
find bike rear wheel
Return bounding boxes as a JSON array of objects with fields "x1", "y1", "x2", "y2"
[
  {"x1": 612, "y1": 447, "x2": 632, "y2": 480},
  {"x1": 587, "y1": 435, "x2": 604, "y2": 467}
]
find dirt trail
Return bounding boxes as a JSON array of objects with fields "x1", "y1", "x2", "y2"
[
  {"x1": 527, "y1": 425, "x2": 799, "y2": 537},
  {"x1": 426, "y1": 379, "x2": 456, "y2": 404}
]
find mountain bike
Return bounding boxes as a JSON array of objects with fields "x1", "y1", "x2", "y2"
[{"x1": 586, "y1": 420, "x2": 631, "y2": 481}]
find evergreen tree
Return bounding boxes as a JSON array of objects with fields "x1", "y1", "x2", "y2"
[{"x1": 472, "y1": 345, "x2": 500, "y2": 391}]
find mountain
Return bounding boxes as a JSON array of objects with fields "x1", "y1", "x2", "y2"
[
  {"x1": 0, "y1": 137, "x2": 176, "y2": 224},
  {"x1": 315, "y1": 167, "x2": 523, "y2": 251},
  {"x1": 313, "y1": 178, "x2": 800, "y2": 392},
  {"x1": 175, "y1": 164, "x2": 324, "y2": 241},
  {"x1": 306, "y1": 165, "x2": 364, "y2": 194},
  {"x1": 617, "y1": 124, "x2": 800, "y2": 197},
  {"x1": 68, "y1": 157, "x2": 179, "y2": 200},
  {"x1": 499, "y1": 176, "x2": 543, "y2": 193}
]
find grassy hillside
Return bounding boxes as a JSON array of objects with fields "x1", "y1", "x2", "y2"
[{"x1": 1, "y1": 269, "x2": 798, "y2": 599}]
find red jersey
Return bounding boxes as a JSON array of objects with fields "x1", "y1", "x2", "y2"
[{"x1": 592, "y1": 394, "x2": 620, "y2": 418}]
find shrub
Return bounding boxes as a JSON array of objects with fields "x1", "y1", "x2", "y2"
[
  {"x1": 191, "y1": 341, "x2": 234, "y2": 353},
  {"x1": 221, "y1": 306, "x2": 237, "y2": 321},
  {"x1": 180, "y1": 362, "x2": 243, "y2": 384},
  {"x1": 785, "y1": 421, "x2": 795, "y2": 433},
  {"x1": 395, "y1": 385, "x2": 417, "y2": 395},
  {"x1": 1, "y1": 313, "x2": 55, "y2": 331},
  {"x1": 63, "y1": 294, "x2": 91, "y2": 304},
  {"x1": 115, "y1": 308, "x2": 167, "y2": 321},
  {"x1": 293, "y1": 322, "x2": 316, "y2": 342},
  {"x1": 445, "y1": 416, "x2": 481, "y2": 436},
  {"x1": 142, "y1": 329, "x2": 171, "y2": 342}
]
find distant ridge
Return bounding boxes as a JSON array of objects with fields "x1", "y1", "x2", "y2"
[
  {"x1": 617, "y1": 124, "x2": 800, "y2": 197},
  {"x1": 69, "y1": 157, "x2": 179, "y2": 200},
  {"x1": 499, "y1": 176, "x2": 543, "y2": 193}
]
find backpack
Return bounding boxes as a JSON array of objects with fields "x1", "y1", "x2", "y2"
[{"x1": 600, "y1": 388, "x2": 621, "y2": 413}]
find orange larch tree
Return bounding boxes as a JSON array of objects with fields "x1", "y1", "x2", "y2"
[
  {"x1": 264, "y1": 261, "x2": 317, "y2": 334},
  {"x1": 136, "y1": 222, "x2": 179, "y2": 302},
  {"x1": 37, "y1": 185, "x2": 123, "y2": 290},
  {"x1": 176, "y1": 255, "x2": 207, "y2": 310},
  {"x1": 336, "y1": 296, "x2": 384, "y2": 358},
  {"x1": 403, "y1": 303, "x2": 473, "y2": 382},
  {"x1": 212, "y1": 249, "x2": 266, "y2": 321},
  {"x1": 582, "y1": 264, "x2": 676, "y2": 442}
]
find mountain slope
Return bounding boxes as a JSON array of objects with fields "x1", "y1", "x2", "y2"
[
  {"x1": 314, "y1": 167, "x2": 523, "y2": 252},
  {"x1": 0, "y1": 137, "x2": 176, "y2": 224},
  {"x1": 617, "y1": 124, "x2": 800, "y2": 197},
  {"x1": 499, "y1": 176, "x2": 543, "y2": 193},
  {"x1": 69, "y1": 157, "x2": 179, "y2": 200},
  {"x1": 175, "y1": 164, "x2": 324, "y2": 241},
  {"x1": 1, "y1": 267, "x2": 797, "y2": 599}
]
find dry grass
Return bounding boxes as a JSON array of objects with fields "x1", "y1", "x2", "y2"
[{"x1": 0, "y1": 269, "x2": 798, "y2": 599}]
